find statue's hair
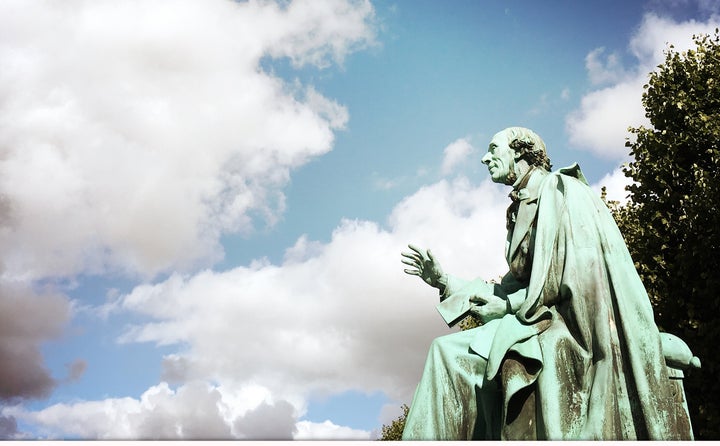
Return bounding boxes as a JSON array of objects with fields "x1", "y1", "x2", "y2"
[{"x1": 502, "y1": 127, "x2": 552, "y2": 171}]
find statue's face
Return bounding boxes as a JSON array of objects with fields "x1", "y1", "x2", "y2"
[{"x1": 482, "y1": 132, "x2": 515, "y2": 184}]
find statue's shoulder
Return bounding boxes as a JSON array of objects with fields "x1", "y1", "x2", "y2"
[
  {"x1": 555, "y1": 162, "x2": 589, "y2": 186},
  {"x1": 536, "y1": 163, "x2": 594, "y2": 208}
]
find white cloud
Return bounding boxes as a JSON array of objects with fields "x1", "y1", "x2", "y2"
[
  {"x1": 566, "y1": 13, "x2": 720, "y2": 159},
  {"x1": 585, "y1": 47, "x2": 627, "y2": 85},
  {"x1": 591, "y1": 167, "x2": 634, "y2": 206},
  {"x1": 566, "y1": 80, "x2": 645, "y2": 159},
  {"x1": 9, "y1": 380, "x2": 311, "y2": 440},
  {"x1": 16, "y1": 170, "x2": 511, "y2": 439},
  {"x1": 8, "y1": 379, "x2": 374, "y2": 439},
  {"x1": 294, "y1": 420, "x2": 371, "y2": 440},
  {"x1": 0, "y1": 0, "x2": 375, "y2": 281},
  {"x1": 9, "y1": 382, "x2": 231, "y2": 439},
  {"x1": 440, "y1": 138, "x2": 475, "y2": 176},
  {"x1": 233, "y1": 399, "x2": 297, "y2": 439},
  {"x1": 0, "y1": 0, "x2": 376, "y2": 438},
  {"x1": 266, "y1": 0, "x2": 376, "y2": 68},
  {"x1": 114, "y1": 175, "x2": 509, "y2": 401}
]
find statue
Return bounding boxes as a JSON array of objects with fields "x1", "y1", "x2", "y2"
[{"x1": 401, "y1": 127, "x2": 698, "y2": 440}]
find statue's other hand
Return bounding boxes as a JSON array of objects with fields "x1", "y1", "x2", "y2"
[
  {"x1": 401, "y1": 244, "x2": 446, "y2": 289},
  {"x1": 469, "y1": 294, "x2": 507, "y2": 323}
]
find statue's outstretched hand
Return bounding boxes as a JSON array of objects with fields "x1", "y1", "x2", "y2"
[{"x1": 401, "y1": 244, "x2": 447, "y2": 290}]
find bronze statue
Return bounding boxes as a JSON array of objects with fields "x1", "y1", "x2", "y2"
[{"x1": 401, "y1": 127, "x2": 698, "y2": 440}]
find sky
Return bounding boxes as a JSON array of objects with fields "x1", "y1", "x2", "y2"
[{"x1": 0, "y1": 0, "x2": 719, "y2": 440}]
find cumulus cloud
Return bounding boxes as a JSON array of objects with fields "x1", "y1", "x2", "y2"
[
  {"x1": 0, "y1": 284, "x2": 71, "y2": 401},
  {"x1": 160, "y1": 354, "x2": 191, "y2": 385},
  {"x1": 294, "y1": 419, "x2": 371, "y2": 440},
  {"x1": 9, "y1": 380, "x2": 366, "y2": 440},
  {"x1": 15, "y1": 170, "x2": 511, "y2": 439},
  {"x1": 112, "y1": 175, "x2": 509, "y2": 401},
  {"x1": 0, "y1": 0, "x2": 376, "y2": 438},
  {"x1": 566, "y1": 13, "x2": 720, "y2": 159},
  {"x1": 591, "y1": 167, "x2": 634, "y2": 206},
  {"x1": 0, "y1": 415, "x2": 18, "y2": 440},
  {"x1": 234, "y1": 399, "x2": 297, "y2": 440},
  {"x1": 0, "y1": 0, "x2": 375, "y2": 281},
  {"x1": 10, "y1": 382, "x2": 233, "y2": 440},
  {"x1": 566, "y1": 81, "x2": 646, "y2": 159},
  {"x1": 440, "y1": 138, "x2": 475, "y2": 176},
  {"x1": 14, "y1": 155, "x2": 627, "y2": 439}
]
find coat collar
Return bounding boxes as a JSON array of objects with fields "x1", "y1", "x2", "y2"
[{"x1": 506, "y1": 169, "x2": 548, "y2": 262}]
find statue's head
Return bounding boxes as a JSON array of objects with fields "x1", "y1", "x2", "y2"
[{"x1": 481, "y1": 127, "x2": 552, "y2": 185}]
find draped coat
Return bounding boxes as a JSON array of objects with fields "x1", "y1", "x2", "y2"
[{"x1": 431, "y1": 165, "x2": 691, "y2": 439}]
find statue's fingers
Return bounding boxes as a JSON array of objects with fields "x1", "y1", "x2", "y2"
[
  {"x1": 401, "y1": 251, "x2": 421, "y2": 261},
  {"x1": 402, "y1": 258, "x2": 421, "y2": 269},
  {"x1": 469, "y1": 295, "x2": 488, "y2": 304},
  {"x1": 403, "y1": 269, "x2": 421, "y2": 276},
  {"x1": 407, "y1": 244, "x2": 427, "y2": 259},
  {"x1": 427, "y1": 249, "x2": 436, "y2": 262}
]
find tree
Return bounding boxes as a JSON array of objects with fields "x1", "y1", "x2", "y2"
[
  {"x1": 615, "y1": 30, "x2": 720, "y2": 439},
  {"x1": 378, "y1": 404, "x2": 409, "y2": 440}
]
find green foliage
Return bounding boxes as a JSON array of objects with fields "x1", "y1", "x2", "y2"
[
  {"x1": 457, "y1": 315, "x2": 481, "y2": 331},
  {"x1": 378, "y1": 404, "x2": 409, "y2": 440},
  {"x1": 614, "y1": 30, "x2": 720, "y2": 439}
]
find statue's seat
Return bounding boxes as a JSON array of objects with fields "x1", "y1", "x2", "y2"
[
  {"x1": 660, "y1": 332, "x2": 698, "y2": 438},
  {"x1": 660, "y1": 332, "x2": 701, "y2": 373}
]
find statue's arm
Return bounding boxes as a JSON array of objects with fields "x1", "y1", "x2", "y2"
[
  {"x1": 438, "y1": 272, "x2": 528, "y2": 327},
  {"x1": 495, "y1": 272, "x2": 527, "y2": 313},
  {"x1": 401, "y1": 243, "x2": 526, "y2": 327},
  {"x1": 439, "y1": 274, "x2": 470, "y2": 301},
  {"x1": 436, "y1": 276, "x2": 494, "y2": 327}
]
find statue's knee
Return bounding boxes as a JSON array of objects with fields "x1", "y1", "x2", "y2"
[
  {"x1": 428, "y1": 332, "x2": 467, "y2": 357},
  {"x1": 429, "y1": 334, "x2": 453, "y2": 355},
  {"x1": 429, "y1": 336, "x2": 445, "y2": 352}
]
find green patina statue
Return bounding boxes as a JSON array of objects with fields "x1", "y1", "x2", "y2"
[{"x1": 401, "y1": 127, "x2": 699, "y2": 440}]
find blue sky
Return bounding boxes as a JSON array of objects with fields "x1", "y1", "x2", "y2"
[{"x1": 1, "y1": 0, "x2": 719, "y2": 439}]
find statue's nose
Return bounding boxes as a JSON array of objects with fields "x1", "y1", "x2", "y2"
[{"x1": 481, "y1": 153, "x2": 491, "y2": 165}]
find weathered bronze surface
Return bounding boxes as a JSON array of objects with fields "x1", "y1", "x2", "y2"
[{"x1": 400, "y1": 127, "x2": 698, "y2": 440}]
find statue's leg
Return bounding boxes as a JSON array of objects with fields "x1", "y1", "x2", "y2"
[{"x1": 402, "y1": 328, "x2": 499, "y2": 440}]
